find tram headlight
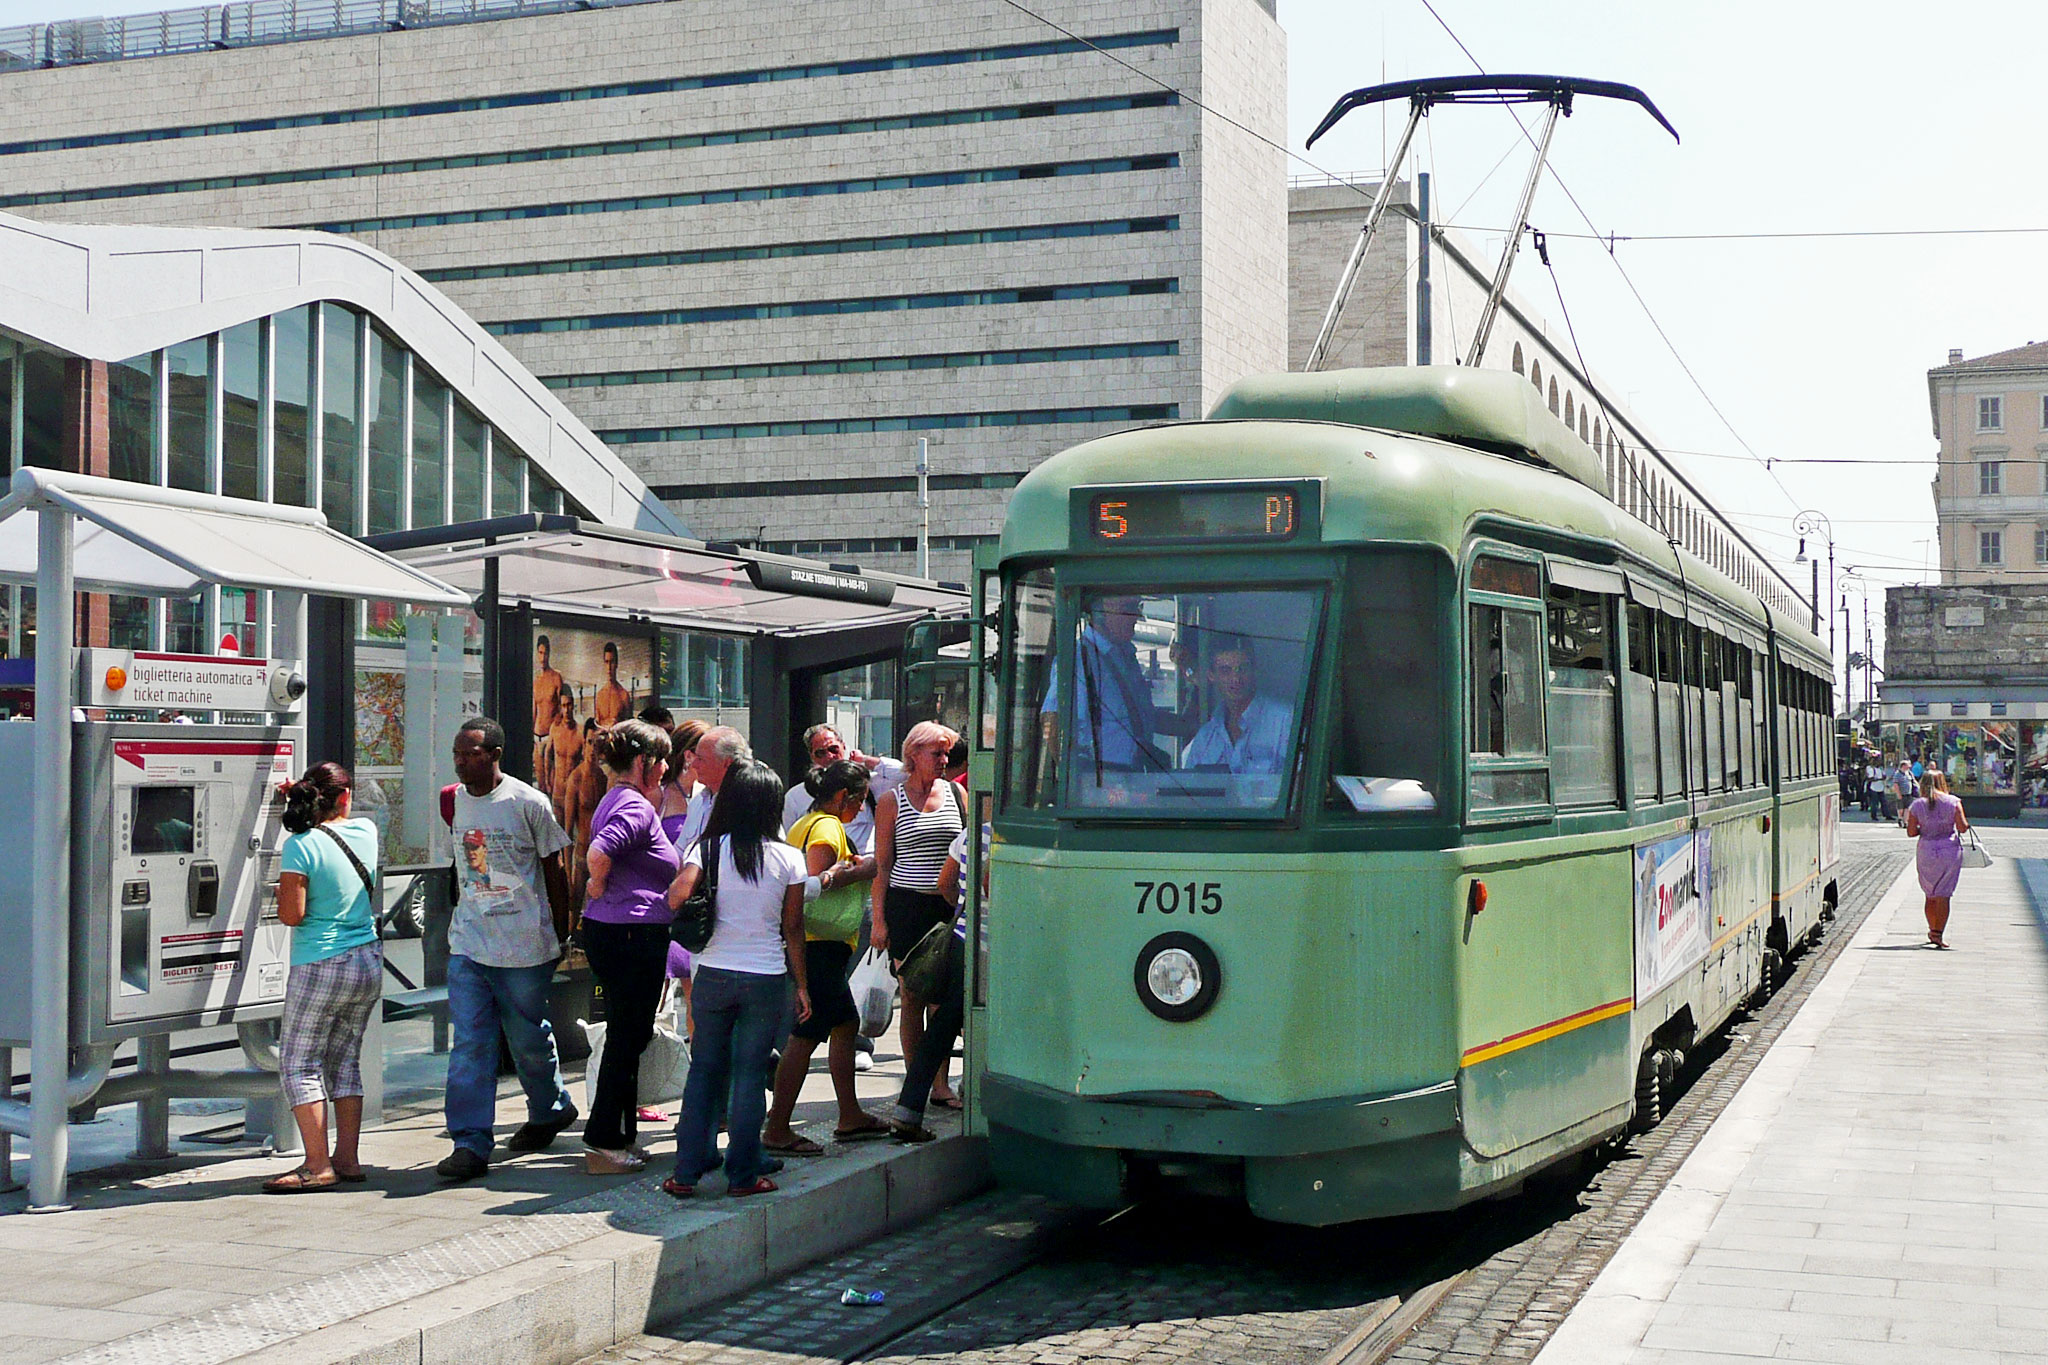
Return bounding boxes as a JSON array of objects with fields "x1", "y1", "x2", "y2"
[{"x1": 1134, "y1": 932, "x2": 1220, "y2": 1022}]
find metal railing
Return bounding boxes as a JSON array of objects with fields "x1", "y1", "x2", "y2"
[{"x1": 0, "y1": 0, "x2": 664, "y2": 72}]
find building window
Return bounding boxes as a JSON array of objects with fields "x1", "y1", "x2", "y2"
[
  {"x1": 1512, "y1": 342, "x2": 1524, "y2": 376},
  {"x1": 1979, "y1": 395, "x2": 2003, "y2": 431},
  {"x1": 1951, "y1": 702, "x2": 1970, "y2": 717},
  {"x1": 1913, "y1": 702, "x2": 1929, "y2": 716},
  {"x1": 1981, "y1": 461, "x2": 2002, "y2": 495},
  {"x1": 1992, "y1": 701, "x2": 2009, "y2": 716},
  {"x1": 1980, "y1": 529, "x2": 2003, "y2": 564},
  {"x1": 2037, "y1": 527, "x2": 2048, "y2": 564},
  {"x1": 2042, "y1": 394, "x2": 2048, "y2": 429}
]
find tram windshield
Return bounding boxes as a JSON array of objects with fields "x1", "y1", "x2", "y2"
[{"x1": 1016, "y1": 582, "x2": 1322, "y2": 815}]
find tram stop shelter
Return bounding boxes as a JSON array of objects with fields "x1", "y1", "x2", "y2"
[
  {"x1": 0, "y1": 467, "x2": 471, "y2": 1210},
  {"x1": 360, "y1": 516, "x2": 972, "y2": 787}
]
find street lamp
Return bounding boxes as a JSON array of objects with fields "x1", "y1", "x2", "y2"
[
  {"x1": 1841, "y1": 568, "x2": 1873, "y2": 729},
  {"x1": 1794, "y1": 509, "x2": 1836, "y2": 714}
]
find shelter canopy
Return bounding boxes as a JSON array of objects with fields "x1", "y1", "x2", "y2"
[
  {"x1": 0, "y1": 469, "x2": 472, "y2": 607},
  {"x1": 376, "y1": 518, "x2": 968, "y2": 637}
]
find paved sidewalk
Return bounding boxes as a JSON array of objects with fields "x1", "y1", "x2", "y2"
[
  {"x1": 1536, "y1": 841, "x2": 2048, "y2": 1365},
  {"x1": 0, "y1": 1048, "x2": 984, "y2": 1365}
]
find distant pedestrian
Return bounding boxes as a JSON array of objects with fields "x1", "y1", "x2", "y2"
[
  {"x1": 580, "y1": 720, "x2": 680, "y2": 1174},
  {"x1": 1905, "y1": 770, "x2": 1969, "y2": 950},
  {"x1": 1891, "y1": 761, "x2": 1916, "y2": 828},
  {"x1": 439, "y1": 718, "x2": 580, "y2": 1181},
  {"x1": 664, "y1": 761, "x2": 810, "y2": 1198},
  {"x1": 265, "y1": 762, "x2": 381, "y2": 1193}
]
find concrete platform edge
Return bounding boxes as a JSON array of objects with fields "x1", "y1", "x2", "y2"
[
  {"x1": 222, "y1": 1135, "x2": 991, "y2": 1365},
  {"x1": 1529, "y1": 859, "x2": 1921, "y2": 1365}
]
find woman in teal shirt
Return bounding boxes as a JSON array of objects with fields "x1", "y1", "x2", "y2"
[{"x1": 264, "y1": 762, "x2": 383, "y2": 1193}]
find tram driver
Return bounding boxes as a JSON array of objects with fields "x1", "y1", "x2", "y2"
[
  {"x1": 1181, "y1": 634, "x2": 1291, "y2": 775},
  {"x1": 1040, "y1": 593, "x2": 1169, "y2": 774}
]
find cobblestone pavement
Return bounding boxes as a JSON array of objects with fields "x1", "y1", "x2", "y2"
[{"x1": 579, "y1": 839, "x2": 1912, "y2": 1365}]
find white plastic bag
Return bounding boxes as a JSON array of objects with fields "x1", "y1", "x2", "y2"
[
  {"x1": 580, "y1": 981, "x2": 691, "y2": 1110},
  {"x1": 850, "y1": 947, "x2": 897, "y2": 1039}
]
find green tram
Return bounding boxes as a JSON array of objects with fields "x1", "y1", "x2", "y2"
[{"x1": 976, "y1": 366, "x2": 1841, "y2": 1226}]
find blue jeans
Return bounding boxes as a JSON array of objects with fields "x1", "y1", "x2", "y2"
[
  {"x1": 673, "y1": 966, "x2": 785, "y2": 1187},
  {"x1": 445, "y1": 954, "x2": 577, "y2": 1158}
]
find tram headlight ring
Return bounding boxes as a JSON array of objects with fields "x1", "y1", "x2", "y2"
[{"x1": 1134, "y1": 932, "x2": 1220, "y2": 1022}]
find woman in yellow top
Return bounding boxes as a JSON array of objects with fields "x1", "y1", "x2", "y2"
[{"x1": 761, "y1": 760, "x2": 891, "y2": 1152}]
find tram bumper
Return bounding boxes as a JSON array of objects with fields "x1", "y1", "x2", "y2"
[{"x1": 982, "y1": 1071, "x2": 1461, "y2": 1224}]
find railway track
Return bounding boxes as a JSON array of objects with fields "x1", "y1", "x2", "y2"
[{"x1": 578, "y1": 843, "x2": 1910, "y2": 1365}]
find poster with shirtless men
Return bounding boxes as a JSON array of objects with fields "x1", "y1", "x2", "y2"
[{"x1": 531, "y1": 624, "x2": 655, "y2": 915}]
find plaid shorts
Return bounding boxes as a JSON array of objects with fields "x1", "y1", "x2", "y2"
[{"x1": 279, "y1": 941, "x2": 383, "y2": 1108}]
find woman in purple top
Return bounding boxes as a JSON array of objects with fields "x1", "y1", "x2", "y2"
[
  {"x1": 580, "y1": 719, "x2": 680, "y2": 1172},
  {"x1": 1905, "y1": 770, "x2": 1969, "y2": 949}
]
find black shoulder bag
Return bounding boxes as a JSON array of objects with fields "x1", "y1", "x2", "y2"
[
  {"x1": 316, "y1": 823, "x2": 379, "y2": 907},
  {"x1": 670, "y1": 835, "x2": 721, "y2": 953}
]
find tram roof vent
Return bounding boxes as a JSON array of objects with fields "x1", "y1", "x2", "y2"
[{"x1": 1207, "y1": 365, "x2": 1608, "y2": 498}]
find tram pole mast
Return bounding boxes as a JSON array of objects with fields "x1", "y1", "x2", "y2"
[
  {"x1": 1465, "y1": 97, "x2": 1564, "y2": 369},
  {"x1": 1304, "y1": 96, "x2": 1427, "y2": 374}
]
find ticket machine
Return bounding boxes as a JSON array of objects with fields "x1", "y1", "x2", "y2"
[{"x1": 0, "y1": 651, "x2": 306, "y2": 1048}]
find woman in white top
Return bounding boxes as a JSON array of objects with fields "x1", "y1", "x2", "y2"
[
  {"x1": 664, "y1": 761, "x2": 810, "y2": 1197},
  {"x1": 870, "y1": 721, "x2": 965, "y2": 1109}
]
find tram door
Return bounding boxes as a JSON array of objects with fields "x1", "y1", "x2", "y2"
[{"x1": 961, "y1": 556, "x2": 999, "y2": 1136}]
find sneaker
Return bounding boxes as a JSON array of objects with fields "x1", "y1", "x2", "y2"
[
  {"x1": 853, "y1": 1051, "x2": 874, "y2": 1073},
  {"x1": 505, "y1": 1108, "x2": 579, "y2": 1153},
  {"x1": 436, "y1": 1147, "x2": 489, "y2": 1181},
  {"x1": 584, "y1": 1145, "x2": 646, "y2": 1175}
]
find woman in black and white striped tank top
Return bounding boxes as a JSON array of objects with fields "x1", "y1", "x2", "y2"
[{"x1": 871, "y1": 720, "x2": 966, "y2": 1108}]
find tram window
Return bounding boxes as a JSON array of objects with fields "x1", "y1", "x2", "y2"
[
  {"x1": 1701, "y1": 628, "x2": 1724, "y2": 794},
  {"x1": 1546, "y1": 585, "x2": 1619, "y2": 808},
  {"x1": 1624, "y1": 603, "x2": 1660, "y2": 801},
  {"x1": 1469, "y1": 602, "x2": 1549, "y2": 812},
  {"x1": 1003, "y1": 567, "x2": 1059, "y2": 810},
  {"x1": 1045, "y1": 584, "x2": 1322, "y2": 816},
  {"x1": 1656, "y1": 614, "x2": 1684, "y2": 800},
  {"x1": 1329, "y1": 551, "x2": 1446, "y2": 814}
]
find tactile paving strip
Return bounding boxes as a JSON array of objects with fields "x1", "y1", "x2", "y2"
[{"x1": 52, "y1": 1176, "x2": 695, "y2": 1365}]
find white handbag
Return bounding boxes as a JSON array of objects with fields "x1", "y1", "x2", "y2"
[
  {"x1": 1960, "y1": 829, "x2": 1993, "y2": 870},
  {"x1": 579, "y1": 979, "x2": 691, "y2": 1110}
]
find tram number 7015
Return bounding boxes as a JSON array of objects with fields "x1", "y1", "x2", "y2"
[{"x1": 1134, "y1": 881, "x2": 1222, "y2": 914}]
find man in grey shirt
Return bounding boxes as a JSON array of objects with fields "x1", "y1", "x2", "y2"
[{"x1": 438, "y1": 716, "x2": 579, "y2": 1181}]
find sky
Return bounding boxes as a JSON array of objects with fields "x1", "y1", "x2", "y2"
[{"x1": 2, "y1": 0, "x2": 2042, "y2": 672}]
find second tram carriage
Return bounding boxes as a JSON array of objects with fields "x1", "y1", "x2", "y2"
[{"x1": 976, "y1": 366, "x2": 1839, "y2": 1226}]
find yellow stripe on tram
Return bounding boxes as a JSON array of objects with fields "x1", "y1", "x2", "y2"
[{"x1": 1460, "y1": 997, "x2": 1634, "y2": 1068}]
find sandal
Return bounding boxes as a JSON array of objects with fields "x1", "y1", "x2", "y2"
[
  {"x1": 660, "y1": 1177, "x2": 695, "y2": 1199},
  {"x1": 331, "y1": 1165, "x2": 368, "y2": 1184},
  {"x1": 890, "y1": 1121, "x2": 936, "y2": 1145},
  {"x1": 762, "y1": 1135, "x2": 826, "y2": 1157},
  {"x1": 728, "y1": 1175, "x2": 778, "y2": 1197},
  {"x1": 929, "y1": 1095, "x2": 964, "y2": 1111},
  {"x1": 262, "y1": 1166, "x2": 339, "y2": 1194},
  {"x1": 834, "y1": 1119, "x2": 891, "y2": 1142}
]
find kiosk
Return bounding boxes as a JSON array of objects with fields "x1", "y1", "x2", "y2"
[{"x1": 0, "y1": 469, "x2": 468, "y2": 1209}]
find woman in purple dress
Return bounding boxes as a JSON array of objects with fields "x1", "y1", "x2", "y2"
[
  {"x1": 1905, "y1": 770, "x2": 1969, "y2": 948},
  {"x1": 580, "y1": 719, "x2": 680, "y2": 1172}
]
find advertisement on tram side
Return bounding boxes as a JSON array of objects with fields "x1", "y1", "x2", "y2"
[
  {"x1": 1820, "y1": 791, "x2": 1840, "y2": 869},
  {"x1": 1634, "y1": 829, "x2": 1711, "y2": 1004}
]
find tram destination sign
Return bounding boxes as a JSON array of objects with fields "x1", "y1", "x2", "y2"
[{"x1": 1076, "y1": 480, "x2": 1321, "y2": 548}]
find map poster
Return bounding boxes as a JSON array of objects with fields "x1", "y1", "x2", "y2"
[{"x1": 1634, "y1": 829, "x2": 1711, "y2": 1005}]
